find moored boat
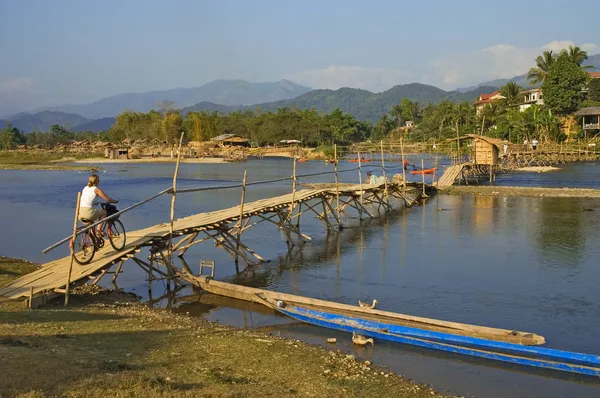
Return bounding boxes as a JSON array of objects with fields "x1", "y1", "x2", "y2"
[
  {"x1": 410, "y1": 168, "x2": 437, "y2": 175},
  {"x1": 182, "y1": 274, "x2": 600, "y2": 377},
  {"x1": 183, "y1": 275, "x2": 544, "y2": 345}
]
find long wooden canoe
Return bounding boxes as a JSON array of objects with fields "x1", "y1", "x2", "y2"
[
  {"x1": 183, "y1": 274, "x2": 545, "y2": 346},
  {"x1": 275, "y1": 302, "x2": 600, "y2": 377}
]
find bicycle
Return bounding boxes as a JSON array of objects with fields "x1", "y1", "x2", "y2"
[{"x1": 70, "y1": 202, "x2": 127, "y2": 265}]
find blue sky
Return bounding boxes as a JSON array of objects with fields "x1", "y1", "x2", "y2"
[{"x1": 1, "y1": 0, "x2": 599, "y2": 115}]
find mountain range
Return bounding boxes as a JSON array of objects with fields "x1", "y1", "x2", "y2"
[
  {"x1": 181, "y1": 84, "x2": 498, "y2": 122},
  {"x1": 3, "y1": 54, "x2": 599, "y2": 133},
  {"x1": 29, "y1": 79, "x2": 312, "y2": 119}
]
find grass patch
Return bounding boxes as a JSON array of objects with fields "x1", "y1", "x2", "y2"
[
  {"x1": 0, "y1": 258, "x2": 446, "y2": 397},
  {"x1": 0, "y1": 151, "x2": 98, "y2": 170}
]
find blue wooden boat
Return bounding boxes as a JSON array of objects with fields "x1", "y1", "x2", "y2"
[
  {"x1": 275, "y1": 302, "x2": 600, "y2": 377},
  {"x1": 186, "y1": 275, "x2": 600, "y2": 376}
]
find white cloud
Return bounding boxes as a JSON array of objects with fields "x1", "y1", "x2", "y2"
[
  {"x1": 0, "y1": 78, "x2": 35, "y2": 94},
  {"x1": 425, "y1": 41, "x2": 599, "y2": 89},
  {"x1": 285, "y1": 66, "x2": 414, "y2": 93}
]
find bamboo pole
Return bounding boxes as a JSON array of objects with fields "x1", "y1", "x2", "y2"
[
  {"x1": 334, "y1": 144, "x2": 340, "y2": 226},
  {"x1": 235, "y1": 170, "x2": 248, "y2": 263},
  {"x1": 289, "y1": 157, "x2": 297, "y2": 217},
  {"x1": 168, "y1": 132, "x2": 185, "y2": 279},
  {"x1": 65, "y1": 192, "x2": 82, "y2": 306},
  {"x1": 380, "y1": 141, "x2": 389, "y2": 207},
  {"x1": 421, "y1": 159, "x2": 426, "y2": 196},
  {"x1": 400, "y1": 138, "x2": 407, "y2": 196},
  {"x1": 432, "y1": 144, "x2": 439, "y2": 185},
  {"x1": 357, "y1": 151, "x2": 363, "y2": 219}
]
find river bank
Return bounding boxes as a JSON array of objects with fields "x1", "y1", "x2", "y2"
[
  {"x1": 72, "y1": 157, "x2": 226, "y2": 164},
  {"x1": 443, "y1": 185, "x2": 600, "y2": 198},
  {"x1": 0, "y1": 257, "x2": 446, "y2": 398},
  {"x1": 0, "y1": 152, "x2": 100, "y2": 171}
]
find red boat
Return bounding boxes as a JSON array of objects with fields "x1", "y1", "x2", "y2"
[{"x1": 409, "y1": 168, "x2": 437, "y2": 175}]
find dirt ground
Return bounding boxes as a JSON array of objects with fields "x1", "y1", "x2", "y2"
[
  {"x1": 443, "y1": 185, "x2": 600, "y2": 198},
  {"x1": 0, "y1": 257, "x2": 450, "y2": 398}
]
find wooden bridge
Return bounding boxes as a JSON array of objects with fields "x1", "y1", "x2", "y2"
[{"x1": 0, "y1": 179, "x2": 428, "y2": 305}]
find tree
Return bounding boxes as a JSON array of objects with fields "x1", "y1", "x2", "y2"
[
  {"x1": 498, "y1": 82, "x2": 523, "y2": 108},
  {"x1": 563, "y1": 45, "x2": 592, "y2": 69},
  {"x1": 399, "y1": 98, "x2": 420, "y2": 123},
  {"x1": 589, "y1": 79, "x2": 600, "y2": 102},
  {"x1": 527, "y1": 50, "x2": 556, "y2": 86},
  {"x1": 542, "y1": 53, "x2": 589, "y2": 115}
]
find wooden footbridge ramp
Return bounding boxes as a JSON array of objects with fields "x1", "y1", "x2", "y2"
[
  {"x1": 436, "y1": 164, "x2": 466, "y2": 188},
  {"x1": 1, "y1": 179, "x2": 424, "y2": 304}
]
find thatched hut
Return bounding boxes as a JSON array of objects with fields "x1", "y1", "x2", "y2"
[
  {"x1": 211, "y1": 134, "x2": 250, "y2": 147},
  {"x1": 575, "y1": 107, "x2": 600, "y2": 131}
]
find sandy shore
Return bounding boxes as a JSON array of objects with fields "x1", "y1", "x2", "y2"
[
  {"x1": 444, "y1": 185, "x2": 600, "y2": 198},
  {"x1": 515, "y1": 166, "x2": 560, "y2": 173},
  {"x1": 72, "y1": 157, "x2": 226, "y2": 164}
]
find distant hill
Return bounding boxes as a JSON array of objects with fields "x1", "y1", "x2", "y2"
[
  {"x1": 1, "y1": 111, "x2": 90, "y2": 133},
  {"x1": 34, "y1": 79, "x2": 312, "y2": 119},
  {"x1": 71, "y1": 117, "x2": 116, "y2": 132},
  {"x1": 182, "y1": 83, "x2": 499, "y2": 122},
  {"x1": 458, "y1": 53, "x2": 600, "y2": 92}
]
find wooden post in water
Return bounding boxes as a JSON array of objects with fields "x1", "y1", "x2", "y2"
[
  {"x1": 400, "y1": 138, "x2": 407, "y2": 196},
  {"x1": 357, "y1": 151, "x2": 363, "y2": 219},
  {"x1": 421, "y1": 159, "x2": 426, "y2": 196},
  {"x1": 65, "y1": 192, "x2": 82, "y2": 306},
  {"x1": 168, "y1": 132, "x2": 185, "y2": 281},
  {"x1": 236, "y1": 170, "x2": 248, "y2": 264},
  {"x1": 432, "y1": 144, "x2": 439, "y2": 185},
  {"x1": 334, "y1": 144, "x2": 340, "y2": 226},
  {"x1": 380, "y1": 141, "x2": 388, "y2": 198},
  {"x1": 289, "y1": 156, "x2": 297, "y2": 217}
]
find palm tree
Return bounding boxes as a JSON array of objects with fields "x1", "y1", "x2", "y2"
[
  {"x1": 563, "y1": 45, "x2": 592, "y2": 68},
  {"x1": 527, "y1": 50, "x2": 556, "y2": 86},
  {"x1": 499, "y1": 82, "x2": 523, "y2": 108}
]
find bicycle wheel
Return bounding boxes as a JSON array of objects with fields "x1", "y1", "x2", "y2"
[
  {"x1": 72, "y1": 231, "x2": 95, "y2": 265},
  {"x1": 106, "y1": 220, "x2": 126, "y2": 251}
]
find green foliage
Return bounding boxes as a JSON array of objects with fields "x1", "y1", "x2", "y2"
[
  {"x1": 542, "y1": 53, "x2": 589, "y2": 115},
  {"x1": 0, "y1": 123, "x2": 26, "y2": 150},
  {"x1": 580, "y1": 100, "x2": 600, "y2": 109},
  {"x1": 527, "y1": 50, "x2": 557, "y2": 86},
  {"x1": 588, "y1": 79, "x2": 600, "y2": 102},
  {"x1": 499, "y1": 82, "x2": 523, "y2": 108}
]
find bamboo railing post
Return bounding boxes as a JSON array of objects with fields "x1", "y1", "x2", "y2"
[
  {"x1": 357, "y1": 151, "x2": 363, "y2": 219},
  {"x1": 65, "y1": 192, "x2": 82, "y2": 306},
  {"x1": 168, "y1": 132, "x2": 185, "y2": 281},
  {"x1": 400, "y1": 138, "x2": 407, "y2": 196},
  {"x1": 334, "y1": 144, "x2": 340, "y2": 226},
  {"x1": 380, "y1": 141, "x2": 388, "y2": 201},
  {"x1": 236, "y1": 170, "x2": 248, "y2": 263},
  {"x1": 289, "y1": 156, "x2": 297, "y2": 217},
  {"x1": 421, "y1": 159, "x2": 426, "y2": 196},
  {"x1": 432, "y1": 144, "x2": 439, "y2": 185}
]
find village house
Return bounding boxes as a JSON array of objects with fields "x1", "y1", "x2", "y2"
[
  {"x1": 519, "y1": 88, "x2": 544, "y2": 112},
  {"x1": 474, "y1": 91, "x2": 503, "y2": 114}
]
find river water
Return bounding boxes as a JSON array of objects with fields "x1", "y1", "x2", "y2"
[{"x1": 1, "y1": 157, "x2": 599, "y2": 397}]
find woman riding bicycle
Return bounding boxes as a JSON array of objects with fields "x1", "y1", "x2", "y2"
[{"x1": 79, "y1": 174, "x2": 118, "y2": 237}]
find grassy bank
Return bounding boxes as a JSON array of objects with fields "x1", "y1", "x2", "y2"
[
  {"x1": 0, "y1": 151, "x2": 98, "y2": 170},
  {"x1": 0, "y1": 257, "x2": 447, "y2": 398}
]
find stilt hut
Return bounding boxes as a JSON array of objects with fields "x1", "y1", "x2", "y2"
[
  {"x1": 446, "y1": 134, "x2": 503, "y2": 165},
  {"x1": 575, "y1": 107, "x2": 600, "y2": 142}
]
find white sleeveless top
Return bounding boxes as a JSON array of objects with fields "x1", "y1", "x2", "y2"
[{"x1": 80, "y1": 186, "x2": 98, "y2": 208}]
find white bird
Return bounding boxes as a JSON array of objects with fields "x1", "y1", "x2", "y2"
[
  {"x1": 358, "y1": 299, "x2": 378, "y2": 309},
  {"x1": 352, "y1": 332, "x2": 374, "y2": 346}
]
